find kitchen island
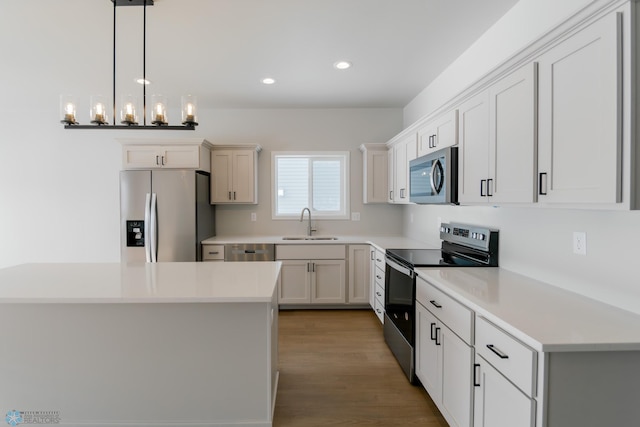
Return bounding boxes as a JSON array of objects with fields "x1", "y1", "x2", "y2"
[{"x1": 0, "y1": 262, "x2": 281, "y2": 427}]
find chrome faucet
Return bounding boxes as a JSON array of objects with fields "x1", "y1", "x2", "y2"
[{"x1": 299, "y1": 207, "x2": 316, "y2": 236}]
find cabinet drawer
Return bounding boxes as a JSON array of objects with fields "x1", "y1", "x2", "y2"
[
  {"x1": 374, "y1": 249, "x2": 385, "y2": 272},
  {"x1": 276, "y1": 244, "x2": 345, "y2": 260},
  {"x1": 475, "y1": 316, "x2": 537, "y2": 397},
  {"x1": 374, "y1": 283, "x2": 384, "y2": 301},
  {"x1": 374, "y1": 266, "x2": 385, "y2": 289},
  {"x1": 202, "y1": 245, "x2": 224, "y2": 261},
  {"x1": 416, "y1": 277, "x2": 473, "y2": 344},
  {"x1": 373, "y1": 297, "x2": 384, "y2": 323}
]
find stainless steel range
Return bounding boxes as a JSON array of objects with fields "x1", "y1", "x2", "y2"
[{"x1": 384, "y1": 223, "x2": 499, "y2": 384}]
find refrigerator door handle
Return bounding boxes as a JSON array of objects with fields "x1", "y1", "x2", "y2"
[
  {"x1": 144, "y1": 193, "x2": 152, "y2": 262},
  {"x1": 150, "y1": 193, "x2": 158, "y2": 262}
]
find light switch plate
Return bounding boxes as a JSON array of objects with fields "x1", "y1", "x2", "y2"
[
  {"x1": 251, "y1": 212, "x2": 257, "y2": 222},
  {"x1": 351, "y1": 212, "x2": 360, "y2": 221}
]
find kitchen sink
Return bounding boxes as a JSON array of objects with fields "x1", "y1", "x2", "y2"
[{"x1": 282, "y1": 236, "x2": 339, "y2": 240}]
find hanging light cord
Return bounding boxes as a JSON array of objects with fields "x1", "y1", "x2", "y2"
[{"x1": 143, "y1": 0, "x2": 147, "y2": 126}]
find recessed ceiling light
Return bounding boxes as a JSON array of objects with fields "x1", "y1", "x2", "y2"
[
  {"x1": 135, "y1": 78, "x2": 151, "y2": 85},
  {"x1": 333, "y1": 61, "x2": 352, "y2": 70},
  {"x1": 261, "y1": 77, "x2": 276, "y2": 85}
]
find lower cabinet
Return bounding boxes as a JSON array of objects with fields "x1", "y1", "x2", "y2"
[
  {"x1": 348, "y1": 245, "x2": 370, "y2": 304},
  {"x1": 368, "y1": 246, "x2": 386, "y2": 323},
  {"x1": 278, "y1": 259, "x2": 345, "y2": 304},
  {"x1": 416, "y1": 300, "x2": 473, "y2": 427},
  {"x1": 276, "y1": 245, "x2": 346, "y2": 306},
  {"x1": 473, "y1": 355, "x2": 535, "y2": 427}
]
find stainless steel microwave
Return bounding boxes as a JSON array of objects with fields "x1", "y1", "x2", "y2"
[{"x1": 409, "y1": 146, "x2": 458, "y2": 204}]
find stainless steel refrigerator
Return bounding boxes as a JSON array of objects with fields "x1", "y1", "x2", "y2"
[{"x1": 120, "y1": 169, "x2": 215, "y2": 262}]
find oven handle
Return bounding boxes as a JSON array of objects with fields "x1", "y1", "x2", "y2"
[{"x1": 386, "y1": 257, "x2": 414, "y2": 278}]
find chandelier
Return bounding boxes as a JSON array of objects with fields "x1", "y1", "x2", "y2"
[{"x1": 61, "y1": 0, "x2": 197, "y2": 130}]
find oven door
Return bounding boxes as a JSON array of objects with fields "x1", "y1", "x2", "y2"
[{"x1": 385, "y1": 256, "x2": 415, "y2": 344}]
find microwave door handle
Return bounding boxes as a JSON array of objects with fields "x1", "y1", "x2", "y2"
[{"x1": 429, "y1": 159, "x2": 444, "y2": 194}]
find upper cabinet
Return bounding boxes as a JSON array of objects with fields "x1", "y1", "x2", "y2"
[
  {"x1": 417, "y1": 110, "x2": 458, "y2": 157},
  {"x1": 120, "y1": 140, "x2": 213, "y2": 172},
  {"x1": 391, "y1": 2, "x2": 638, "y2": 210},
  {"x1": 537, "y1": 11, "x2": 622, "y2": 206},
  {"x1": 360, "y1": 144, "x2": 389, "y2": 204},
  {"x1": 390, "y1": 133, "x2": 417, "y2": 204},
  {"x1": 459, "y1": 63, "x2": 537, "y2": 205},
  {"x1": 210, "y1": 145, "x2": 261, "y2": 204}
]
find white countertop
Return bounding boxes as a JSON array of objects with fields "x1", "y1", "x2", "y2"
[
  {"x1": 0, "y1": 262, "x2": 281, "y2": 303},
  {"x1": 202, "y1": 235, "x2": 433, "y2": 251},
  {"x1": 416, "y1": 267, "x2": 640, "y2": 352}
]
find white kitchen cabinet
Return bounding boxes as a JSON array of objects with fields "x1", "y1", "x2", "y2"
[
  {"x1": 359, "y1": 144, "x2": 389, "y2": 204},
  {"x1": 416, "y1": 277, "x2": 474, "y2": 427},
  {"x1": 210, "y1": 145, "x2": 261, "y2": 204},
  {"x1": 417, "y1": 109, "x2": 458, "y2": 157},
  {"x1": 122, "y1": 144, "x2": 211, "y2": 171},
  {"x1": 458, "y1": 62, "x2": 537, "y2": 204},
  {"x1": 473, "y1": 354, "x2": 535, "y2": 427},
  {"x1": 474, "y1": 316, "x2": 536, "y2": 427},
  {"x1": 387, "y1": 149, "x2": 395, "y2": 203},
  {"x1": 368, "y1": 246, "x2": 385, "y2": 323},
  {"x1": 348, "y1": 245, "x2": 370, "y2": 304},
  {"x1": 276, "y1": 245, "x2": 346, "y2": 305},
  {"x1": 537, "y1": 12, "x2": 622, "y2": 205},
  {"x1": 458, "y1": 91, "x2": 490, "y2": 204},
  {"x1": 391, "y1": 133, "x2": 417, "y2": 204}
]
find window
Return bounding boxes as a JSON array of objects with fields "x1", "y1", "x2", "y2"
[{"x1": 272, "y1": 151, "x2": 350, "y2": 219}]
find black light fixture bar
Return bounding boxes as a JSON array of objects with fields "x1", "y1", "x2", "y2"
[
  {"x1": 65, "y1": 125, "x2": 195, "y2": 130},
  {"x1": 66, "y1": 0, "x2": 194, "y2": 130}
]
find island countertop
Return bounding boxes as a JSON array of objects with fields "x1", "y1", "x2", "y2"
[{"x1": 0, "y1": 262, "x2": 282, "y2": 303}]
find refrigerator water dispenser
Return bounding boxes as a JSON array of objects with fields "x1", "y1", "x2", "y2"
[{"x1": 126, "y1": 220, "x2": 145, "y2": 247}]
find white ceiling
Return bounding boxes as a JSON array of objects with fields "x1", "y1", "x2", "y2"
[{"x1": 1, "y1": 0, "x2": 520, "y2": 110}]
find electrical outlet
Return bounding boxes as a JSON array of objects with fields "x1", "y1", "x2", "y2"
[
  {"x1": 351, "y1": 212, "x2": 361, "y2": 221},
  {"x1": 251, "y1": 212, "x2": 257, "y2": 222},
  {"x1": 573, "y1": 231, "x2": 587, "y2": 255}
]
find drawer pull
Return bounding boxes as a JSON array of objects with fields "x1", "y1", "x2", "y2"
[
  {"x1": 376, "y1": 291, "x2": 382, "y2": 297},
  {"x1": 473, "y1": 363, "x2": 481, "y2": 387},
  {"x1": 376, "y1": 275, "x2": 382, "y2": 280},
  {"x1": 430, "y1": 322, "x2": 437, "y2": 341},
  {"x1": 435, "y1": 327, "x2": 441, "y2": 346},
  {"x1": 208, "y1": 251, "x2": 219, "y2": 255},
  {"x1": 430, "y1": 300, "x2": 442, "y2": 309},
  {"x1": 376, "y1": 308, "x2": 382, "y2": 314},
  {"x1": 486, "y1": 344, "x2": 509, "y2": 359}
]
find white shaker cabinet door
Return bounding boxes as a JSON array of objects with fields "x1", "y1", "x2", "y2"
[
  {"x1": 458, "y1": 91, "x2": 490, "y2": 204},
  {"x1": 488, "y1": 62, "x2": 538, "y2": 204},
  {"x1": 474, "y1": 355, "x2": 535, "y2": 427},
  {"x1": 537, "y1": 12, "x2": 622, "y2": 204}
]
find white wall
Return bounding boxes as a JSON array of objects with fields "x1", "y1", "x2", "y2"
[
  {"x1": 402, "y1": 0, "x2": 640, "y2": 315},
  {"x1": 0, "y1": 108, "x2": 403, "y2": 269}
]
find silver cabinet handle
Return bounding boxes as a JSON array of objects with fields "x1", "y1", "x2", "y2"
[
  {"x1": 144, "y1": 193, "x2": 151, "y2": 262},
  {"x1": 149, "y1": 193, "x2": 158, "y2": 263}
]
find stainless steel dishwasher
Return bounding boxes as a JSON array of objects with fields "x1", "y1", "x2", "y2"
[{"x1": 224, "y1": 243, "x2": 275, "y2": 261}]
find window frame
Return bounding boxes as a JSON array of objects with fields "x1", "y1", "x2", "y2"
[{"x1": 271, "y1": 151, "x2": 350, "y2": 220}]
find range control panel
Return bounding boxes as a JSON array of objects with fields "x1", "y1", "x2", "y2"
[{"x1": 439, "y1": 222, "x2": 498, "y2": 251}]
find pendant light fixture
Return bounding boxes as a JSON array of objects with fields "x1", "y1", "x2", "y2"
[{"x1": 62, "y1": 0, "x2": 197, "y2": 130}]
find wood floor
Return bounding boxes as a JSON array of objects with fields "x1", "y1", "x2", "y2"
[{"x1": 273, "y1": 309, "x2": 448, "y2": 426}]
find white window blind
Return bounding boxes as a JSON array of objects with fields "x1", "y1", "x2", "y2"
[{"x1": 272, "y1": 152, "x2": 349, "y2": 219}]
